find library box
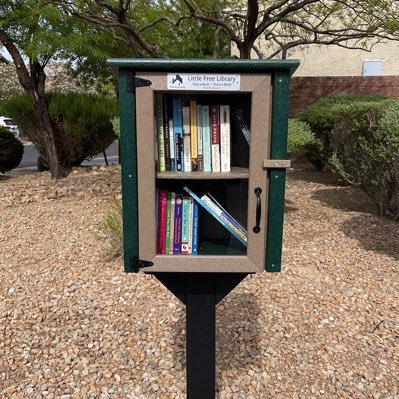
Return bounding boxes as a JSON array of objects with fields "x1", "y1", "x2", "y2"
[{"x1": 108, "y1": 59, "x2": 299, "y2": 274}]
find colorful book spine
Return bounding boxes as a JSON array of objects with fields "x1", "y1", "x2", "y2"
[
  {"x1": 210, "y1": 105, "x2": 220, "y2": 172},
  {"x1": 163, "y1": 96, "x2": 171, "y2": 171},
  {"x1": 201, "y1": 194, "x2": 247, "y2": 243},
  {"x1": 182, "y1": 103, "x2": 191, "y2": 172},
  {"x1": 219, "y1": 105, "x2": 230, "y2": 172},
  {"x1": 202, "y1": 105, "x2": 212, "y2": 172},
  {"x1": 206, "y1": 191, "x2": 247, "y2": 238},
  {"x1": 173, "y1": 194, "x2": 183, "y2": 254},
  {"x1": 156, "y1": 94, "x2": 166, "y2": 172},
  {"x1": 187, "y1": 197, "x2": 194, "y2": 254},
  {"x1": 168, "y1": 97, "x2": 176, "y2": 171},
  {"x1": 172, "y1": 96, "x2": 183, "y2": 172},
  {"x1": 192, "y1": 202, "x2": 199, "y2": 255},
  {"x1": 165, "y1": 192, "x2": 172, "y2": 254},
  {"x1": 190, "y1": 99, "x2": 198, "y2": 171},
  {"x1": 181, "y1": 196, "x2": 191, "y2": 254},
  {"x1": 169, "y1": 192, "x2": 176, "y2": 254},
  {"x1": 157, "y1": 189, "x2": 168, "y2": 254},
  {"x1": 183, "y1": 186, "x2": 247, "y2": 247},
  {"x1": 196, "y1": 104, "x2": 203, "y2": 171}
]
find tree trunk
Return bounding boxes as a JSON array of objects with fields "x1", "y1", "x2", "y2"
[{"x1": 0, "y1": 34, "x2": 65, "y2": 178}]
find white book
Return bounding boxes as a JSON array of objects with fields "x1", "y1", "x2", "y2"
[
  {"x1": 169, "y1": 193, "x2": 175, "y2": 254},
  {"x1": 210, "y1": 105, "x2": 220, "y2": 172},
  {"x1": 169, "y1": 118, "x2": 175, "y2": 171},
  {"x1": 219, "y1": 105, "x2": 230, "y2": 172},
  {"x1": 183, "y1": 105, "x2": 191, "y2": 172},
  {"x1": 197, "y1": 104, "x2": 203, "y2": 171},
  {"x1": 201, "y1": 106, "x2": 212, "y2": 172}
]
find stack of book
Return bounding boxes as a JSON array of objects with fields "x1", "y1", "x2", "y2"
[
  {"x1": 156, "y1": 187, "x2": 247, "y2": 255},
  {"x1": 155, "y1": 94, "x2": 231, "y2": 173}
]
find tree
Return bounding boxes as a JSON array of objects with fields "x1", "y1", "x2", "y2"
[
  {"x1": 47, "y1": 0, "x2": 399, "y2": 59},
  {"x1": 0, "y1": 0, "x2": 127, "y2": 178}
]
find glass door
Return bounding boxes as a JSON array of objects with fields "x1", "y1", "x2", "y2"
[{"x1": 135, "y1": 72, "x2": 272, "y2": 273}]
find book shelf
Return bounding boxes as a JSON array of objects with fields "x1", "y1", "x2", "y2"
[{"x1": 108, "y1": 59, "x2": 299, "y2": 274}]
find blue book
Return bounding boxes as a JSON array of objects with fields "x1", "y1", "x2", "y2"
[
  {"x1": 182, "y1": 186, "x2": 247, "y2": 247},
  {"x1": 173, "y1": 194, "x2": 183, "y2": 254},
  {"x1": 192, "y1": 202, "x2": 199, "y2": 254},
  {"x1": 172, "y1": 96, "x2": 183, "y2": 172}
]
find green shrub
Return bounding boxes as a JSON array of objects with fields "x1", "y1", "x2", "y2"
[
  {"x1": 96, "y1": 200, "x2": 123, "y2": 259},
  {"x1": 287, "y1": 119, "x2": 315, "y2": 157},
  {"x1": 1, "y1": 93, "x2": 118, "y2": 169},
  {"x1": 328, "y1": 101, "x2": 399, "y2": 218},
  {"x1": 0, "y1": 127, "x2": 24, "y2": 173},
  {"x1": 295, "y1": 95, "x2": 397, "y2": 169},
  {"x1": 111, "y1": 117, "x2": 120, "y2": 138}
]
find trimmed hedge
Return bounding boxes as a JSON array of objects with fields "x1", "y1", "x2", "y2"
[
  {"x1": 328, "y1": 101, "x2": 399, "y2": 218},
  {"x1": 0, "y1": 127, "x2": 24, "y2": 173},
  {"x1": 287, "y1": 118, "x2": 315, "y2": 157}
]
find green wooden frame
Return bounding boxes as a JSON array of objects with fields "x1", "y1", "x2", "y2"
[{"x1": 108, "y1": 59, "x2": 299, "y2": 273}]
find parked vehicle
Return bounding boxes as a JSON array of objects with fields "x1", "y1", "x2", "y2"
[{"x1": 0, "y1": 116, "x2": 20, "y2": 138}]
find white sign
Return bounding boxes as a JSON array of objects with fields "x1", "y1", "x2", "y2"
[{"x1": 167, "y1": 73, "x2": 240, "y2": 91}]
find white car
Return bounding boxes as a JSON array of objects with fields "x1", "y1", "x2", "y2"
[{"x1": 0, "y1": 116, "x2": 20, "y2": 138}]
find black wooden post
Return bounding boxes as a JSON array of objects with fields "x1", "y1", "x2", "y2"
[
  {"x1": 154, "y1": 273, "x2": 248, "y2": 399},
  {"x1": 186, "y1": 275, "x2": 216, "y2": 399}
]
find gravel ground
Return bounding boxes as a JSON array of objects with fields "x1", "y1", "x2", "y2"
[{"x1": 1, "y1": 163, "x2": 398, "y2": 399}]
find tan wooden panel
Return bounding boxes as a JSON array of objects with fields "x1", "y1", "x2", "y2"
[
  {"x1": 246, "y1": 76, "x2": 271, "y2": 269},
  {"x1": 135, "y1": 72, "x2": 271, "y2": 273},
  {"x1": 145, "y1": 255, "x2": 259, "y2": 273}
]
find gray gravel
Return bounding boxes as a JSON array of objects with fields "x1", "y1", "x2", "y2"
[{"x1": 1, "y1": 163, "x2": 398, "y2": 398}]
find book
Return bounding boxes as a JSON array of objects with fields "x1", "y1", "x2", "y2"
[
  {"x1": 172, "y1": 96, "x2": 184, "y2": 172},
  {"x1": 165, "y1": 191, "x2": 172, "y2": 254},
  {"x1": 169, "y1": 192, "x2": 176, "y2": 254},
  {"x1": 201, "y1": 105, "x2": 212, "y2": 172},
  {"x1": 163, "y1": 96, "x2": 171, "y2": 171},
  {"x1": 196, "y1": 104, "x2": 203, "y2": 171},
  {"x1": 192, "y1": 202, "x2": 199, "y2": 255},
  {"x1": 173, "y1": 194, "x2": 183, "y2": 254},
  {"x1": 155, "y1": 94, "x2": 166, "y2": 172},
  {"x1": 190, "y1": 99, "x2": 198, "y2": 171},
  {"x1": 210, "y1": 105, "x2": 220, "y2": 172},
  {"x1": 183, "y1": 186, "x2": 247, "y2": 247},
  {"x1": 182, "y1": 101, "x2": 191, "y2": 172},
  {"x1": 206, "y1": 191, "x2": 247, "y2": 238},
  {"x1": 187, "y1": 197, "x2": 194, "y2": 254},
  {"x1": 157, "y1": 189, "x2": 168, "y2": 254},
  {"x1": 219, "y1": 105, "x2": 230, "y2": 172},
  {"x1": 181, "y1": 196, "x2": 191, "y2": 254},
  {"x1": 201, "y1": 194, "x2": 247, "y2": 243},
  {"x1": 167, "y1": 97, "x2": 176, "y2": 171}
]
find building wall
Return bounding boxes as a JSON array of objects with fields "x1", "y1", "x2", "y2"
[
  {"x1": 290, "y1": 41, "x2": 399, "y2": 77},
  {"x1": 289, "y1": 76, "x2": 399, "y2": 116}
]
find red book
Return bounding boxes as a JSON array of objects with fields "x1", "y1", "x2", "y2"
[
  {"x1": 210, "y1": 105, "x2": 220, "y2": 172},
  {"x1": 157, "y1": 189, "x2": 168, "y2": 254}
]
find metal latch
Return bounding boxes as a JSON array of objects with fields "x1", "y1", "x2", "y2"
[
  {"x1": 263, "y1": 159, "x2": 291, "y2": 169},
  {"x1": 130, "y1": 256, "x2": 154, "y2": 273}
]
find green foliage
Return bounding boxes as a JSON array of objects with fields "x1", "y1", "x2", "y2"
[
  {"x1": 287, "y1": 119, "x2": 315, "y2": 157},
  {"x1": 111, "y1": 117, "x2": 120, "y2": 138},
  {"x1": 96, "y1": 200, "x2": 123, "y2": 259},
  {"x1": 296, "y1": 95, "x2": 394, "y2": 138},
  {"x1": 327, "y1": 101, "x2": 399, "y2": 218},
  {"x1": 0, "y1": 127, "x2": 24, "y2": 173},
  {"x1": 295, "y1": 95, "x2": 397, "y2": 169},
  {"x1": 2, "y1": 93, "x2": 118, "y2": 168}
]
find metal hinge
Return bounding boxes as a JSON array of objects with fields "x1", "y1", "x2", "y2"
[
  {"x1": 127, "y1": 75, "x2": 152, "y2": 92},
  {"x1": 130, "y1": 256, "x2": 154, "y2": 273}
]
